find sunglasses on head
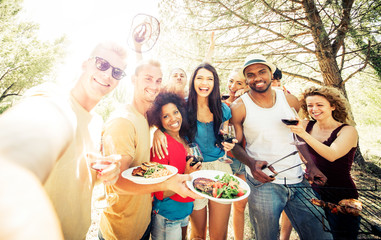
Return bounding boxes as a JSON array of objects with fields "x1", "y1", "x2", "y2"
[{"x1": 94, "y1": 57, "x2": 126, "y2": 80}]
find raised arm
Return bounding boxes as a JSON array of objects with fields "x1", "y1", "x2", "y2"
[
  {"x1": 0, "y1": 95, "x2": 75, "y2": 183},
  {"x1": 290, "y1": 121, "x2": 358, "y2": 162},
  {"x1": 203, "y1": 32, "x2": 215, "y2": 64},
  {"x1": 285, "y1": 92, "x2": 300, "y2": 112}
]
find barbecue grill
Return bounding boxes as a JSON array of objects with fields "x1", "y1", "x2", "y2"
[{"x1": 284, "y1": 180, "x2": 381, "y2": 239}]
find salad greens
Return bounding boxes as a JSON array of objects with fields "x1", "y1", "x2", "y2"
[{"x1": 211, "y1": 173, "x2": 246, "y2": 199}]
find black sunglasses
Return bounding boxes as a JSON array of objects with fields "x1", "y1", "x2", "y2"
[{"x1": 94, "y1": 57, "x2": 126, "y2": 80}]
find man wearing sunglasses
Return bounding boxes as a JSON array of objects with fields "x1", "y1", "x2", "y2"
[
  {"x1": 0, "y1": 41, "x2": 127, "y2": 239},
  {"x1": 98, "y1": 59, "x2": 200, "y2": 240}
]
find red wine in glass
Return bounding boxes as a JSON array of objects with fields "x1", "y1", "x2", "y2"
[
  {"x1": 217, "y1": 123, "x2": 235, "y2": 164},
  {"x1": 187, "y1": 155, "x2": 204, "y2": 166},
  {"x1": 187, "y1": 143, "x2": 204, "y2": 167},
  {"x1": 281, "y1": 119, "x2": 299, "y2": 126},
  {"x1": 223, "y1": 134, "x2": 235, "y2": 143},
  {"x1": 282, "y1": 107, "x2": 306, "y2": 145}
]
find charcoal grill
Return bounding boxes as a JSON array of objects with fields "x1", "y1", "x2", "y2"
[{"x1": 285, "y1": 181, "x2": 381, "y2": 239}]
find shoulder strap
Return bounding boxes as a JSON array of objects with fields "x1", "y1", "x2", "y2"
[
  {"x1": 306, "y1": 121, "x2": 316, "y2": 133},
  {"x1": 331, "y1": 123, "x2": 348, "y2": 136}
]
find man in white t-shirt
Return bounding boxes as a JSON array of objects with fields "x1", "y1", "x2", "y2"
[{"x1": 230, "y1": 54, "x2": 332, "y2": 240}]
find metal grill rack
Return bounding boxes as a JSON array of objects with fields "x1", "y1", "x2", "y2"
[{"x1": 285, "y1": 182, "x2": 380, "y2": 239}]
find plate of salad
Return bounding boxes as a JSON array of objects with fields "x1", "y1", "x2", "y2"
[{"x1": 186, "y1": 170, "x2": 250, "y2": 204}]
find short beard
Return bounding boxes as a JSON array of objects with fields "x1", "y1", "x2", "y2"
[{"x1": 250, "y1": 82, "x2": 271, "y2": 93}]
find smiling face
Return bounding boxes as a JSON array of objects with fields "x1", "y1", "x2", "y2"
[
  {"x1": 227, "y1": 71, "x2": 247, "y2": 97},
  {"x1": 306, "y1": 95, "x2": 335, "y2": 121},
  {"x1": 170, "y1": 68, "x2": 187, "y2": 88},
  {"x1": 194, "y1": 68, "x2": 214, "y2": 98},
  {"x1": 81, "y1": 48, "x2": 127, "y2": 100},
  {"x1": 133, "y1": 64, "x2": 163, "y2": 104},
  {"x1": 161, "y1": 103, "x2": 182, "y2": 136},
  {"x1": 244, "y1": 64, "x2": 272, "y2": 93}
]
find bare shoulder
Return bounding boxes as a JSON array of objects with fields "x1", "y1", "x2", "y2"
[
  {"x1": 339, "y1": 124, "x2": 358, "y2": 137},
  {"x1": 230, "y1": 97, "x2": 244, "y2": 109},
  {"x1": 230, "y1": 98, "x2": 246, "y2": 128},
  {"x1": 335, "y1": 124, "x2": 358, "y2": 148},
  {"x1": 284, "y1": 92, "x2": 300, "y2": 110},
  {"x1": 230, "y1": 98, "x2": 246, "y2": 117}
]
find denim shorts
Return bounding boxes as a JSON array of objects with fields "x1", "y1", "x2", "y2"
[
  {"x1": 229, "y1": 156, "x2": 246, "y2": 175},
  {"x1": 151, "y1": 213, "x2": 189, "y2": 240}
]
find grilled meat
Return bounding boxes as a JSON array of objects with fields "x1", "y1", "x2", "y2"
[
  {"x1": 141, "y1": 161, "x2": 159, "y2": 171},
  {"x1": 132, "y1": 167, "x2": 145, "y2": 177},
  {"x1": 338, "y1": 199, "x2": 362, "y2": 216},
  {"x1": 310, "y1": 198, "x2": 362, "y2": 216},
  {"x1": 193, "y1": 178, "x2": 215, "y2": 196},
  {"x1": 132, "y1": 162, "x2": 159, "y2": 176}
]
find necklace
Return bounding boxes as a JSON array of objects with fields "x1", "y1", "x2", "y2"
[{"x1": 249, "y1": 90, "x2": 275, "y2": 108}]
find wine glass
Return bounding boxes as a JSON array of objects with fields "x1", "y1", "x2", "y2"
[
  {"x1": 90, "y1": 136, "x2": 120, "y2": 209},
  {"x1": 186, "y1": 143, "x2": 204, "y2": 167},
  {"x1": 281, "y1": 107, "x2": 306, "y2": 145},
  {"x1": 89, "y1": 153, "x2": 120, "y2": 209},
  {"x1": 217, "y1": 123, "x2": 235, "y2": 164}
]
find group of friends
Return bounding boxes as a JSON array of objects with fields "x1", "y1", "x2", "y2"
[{"x1": 0, "y1": 40, "x2": 360, "y2": 240}]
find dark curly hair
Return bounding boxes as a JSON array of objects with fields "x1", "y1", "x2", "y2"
[
  {"x1": 187, "y1": 63, "x2": 223, "y2": 142},
  {"x1": 300, "y1": 86, "x2": 353, "y2": 125},
  {"x1": 147, "y1": 91, "x2": 189, "y2": 138}
]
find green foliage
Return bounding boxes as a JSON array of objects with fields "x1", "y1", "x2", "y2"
[
  {"x1": 346, "y1": 1, "x2": 381, "y2": 79},
  {"x1": 0, "y1": 0, "x2": 67, "y2": 111},
  {"x1": 157, "y1": 0, "x2": 381, "y2": 159}
]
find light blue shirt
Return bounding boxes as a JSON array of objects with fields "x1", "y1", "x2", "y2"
[{"x1": 195, "y1": 103, "x2": 231, "y2": 162}]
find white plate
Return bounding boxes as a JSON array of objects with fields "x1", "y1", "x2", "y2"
[
  {"x1": 186, "y1": 170, "x2": 251, "y2": 204},
  {"x1": 121, "y1": 165, "x2": 178, "y2": 184}
]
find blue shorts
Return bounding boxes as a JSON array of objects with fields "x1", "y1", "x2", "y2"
[{"x1": 229, "y1": 156, "x2": 246, "y2": 175}]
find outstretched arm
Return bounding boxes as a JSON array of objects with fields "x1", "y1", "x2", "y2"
[
  {"x1": 0, "y1": 95, "x2": 75, "y2": 183},
  {"x1": 0, "y1": 159, "x2": 64, "y2": 239}
]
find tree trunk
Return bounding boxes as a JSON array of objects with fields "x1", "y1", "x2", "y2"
[
  {"x1": 354, "y1": 144, "x2": 366, "y2": 166},
  {"x1": 302, "y1": 0, "x2": 344, "y2": 91},
  {"x1": 302, "y1": 0, "x2": 366, "y2": 167}
]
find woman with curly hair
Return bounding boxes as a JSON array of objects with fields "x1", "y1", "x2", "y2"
[
  {"x1": 287, "y1": 86, "x2": 359, "y2": 239},
  {"x1": 147, "y1": 92, "x2": 201, "y2": 240}
]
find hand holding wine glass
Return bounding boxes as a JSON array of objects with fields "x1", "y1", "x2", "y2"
[
  {"x1": 186, "y1": 143, "x2": 203, "y2": 172},
  {"x1": 87, "y1": 152, "x2": 121, "y2": 209},
  {"x1": 217, "y1": 123, "x2": 237, "y2": 164},
  {"x1": 281, "y1": 107, "x2": 306, "y2": 145}
]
